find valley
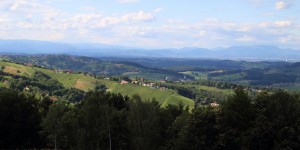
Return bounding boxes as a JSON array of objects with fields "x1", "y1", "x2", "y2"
[
  {"x1": 2, "y1": 54, "x2": 297, "y2": 108},
  {"x1": 1, "y1": 0, "x2": 300, "y2": 149},
  {"x1": 1, "y1": 44, "x2": 299, "y2": 150}
]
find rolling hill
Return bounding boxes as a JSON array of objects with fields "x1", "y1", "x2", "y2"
[
  {"x1": 0, "y1": 61, "x2": 194, "y2": 108},
  {"x1": 3, "y1": 55, "x2": 193, "y2": 81}
]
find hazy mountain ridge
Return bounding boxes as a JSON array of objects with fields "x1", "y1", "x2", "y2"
[{"x1": 0, "y1": 39, "x2": 299, "y2": 60}]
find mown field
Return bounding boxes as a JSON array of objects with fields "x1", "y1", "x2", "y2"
[
  {"x1": 122, "y1": 72, "x2": 171, "y2": 81},
  {"x1": 110, "y1": 84, "x2": 193, "y2": 107},
  {"x1": 0, "y1": 61, "x2": 194, "y2": 108}
]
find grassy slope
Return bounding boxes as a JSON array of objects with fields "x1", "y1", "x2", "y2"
[
  {"x1": 0, "y1": 82, "x2": 5, "y2": 87},
  {"x1": 194, "y1": 85, "x2": 233, "y2": 95},
  {"x1": 122, "y1": 72, "x2": 169, "y2": 81},
  {"x1": 0, "y1": 61, "x2": 194, "y2": 108},
  {"x1": 110, "y1": 84, "x2": 194, "y2": 107}
]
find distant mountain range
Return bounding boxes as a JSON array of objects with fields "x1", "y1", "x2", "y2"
[{"x1": 0, "y1": 39, "x2": 299, "y2": 60}]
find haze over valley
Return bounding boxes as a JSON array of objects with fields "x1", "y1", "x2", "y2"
[{"x1": 0, "y1": 39, "x2": 299, "y2": 60}]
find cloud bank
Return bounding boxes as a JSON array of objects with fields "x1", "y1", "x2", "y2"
[{"x1": 0, "y1": 0, "x2": 298, "y2": 49}]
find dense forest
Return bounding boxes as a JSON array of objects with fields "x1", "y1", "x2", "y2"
[{"x1": 1, "y1": 87, "x2": 300, "y2": 149}]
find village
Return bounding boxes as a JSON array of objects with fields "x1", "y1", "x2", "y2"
[{"x1": 120, "y1": 77, "x2": 169, "y2": 91}]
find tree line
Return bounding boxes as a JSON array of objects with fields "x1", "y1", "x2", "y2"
[{"x1": 1, "y1": 86, "x2": 300, "y2": 149}]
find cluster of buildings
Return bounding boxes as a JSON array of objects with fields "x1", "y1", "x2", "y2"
[
  {"x1": 120, "y1": 77, "x2": 169, "y2": 90},
  {"x1": 243, "y1": 87, "x2": 262, "y2": 93},
  {"x1": 210, "y1": 102, "x2": 220, "y2": 107},
  {"x1": 54, "y1": 69, "x2": 73, "y2": 74}
]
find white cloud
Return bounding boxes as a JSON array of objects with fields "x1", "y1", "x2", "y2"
[
  {"x1": 153, "y1": 8, "x2": 163, "y2": 13},
  {"x1": 26, "y1": 10, "x2": 155, "y2": 30},
  {"x1": 274, "y1": 20, "x2": 292, "y2": 27},
  {"x1": 117, "y1": 0, "x2": 139, "y2": 4},
  {"x1": 193, "y1": 30, "x2": 206, "y2": 37},
  {"x1": 222, "y1": 22, "x2": 237, "y2": 31},
  {"x1": 0, "y1": 0, "x2": 156, "y2": 43},
  {"x1": 236, "y1": 26, "x2": 251, "y2": 32},
  {"x1": 111, "y1": 26, "x2": 152, "y2": 36},
  {"x1": 70, "y1": 14, "x2": 103, "y2": 24},
  {"x1": 258, "y1": 22, "x2": 270, "y2": 28},
  {"x1": 18, "y1": 22, "x2": 34, "y2": 28},
  {"x1": 81, "y1": 6, "x2": 96, "y2": 12},
  {"x1": 9, "y1": 0, "x2": 41, "y2": 11},
  {"x1": 278, "y1": 35, "x2": 300, "y2": 44},
  {"x1": 275, "y1": 1, "x2": 291, "y2": 10},
  {"x1": 235, "y1": 35, "x2": 256, "y2": 42},
  {"x1": 167, "y1": 19, "x2": 185, "y2": 24},
  {"x1": 92, "y1": 17, "x2": 120, "y2": 28},
  {"x1": 91, "y1": 10, "x2": 154, "y2": 29},
  {"x1": 0, "y1": 0, "x2": 298, "y2": 49},
  {"x1": 105, "y1": 18, "x2": 298, "y2": 48},
  {"x1": 0, "y1": 0, "x2": 61, "y2": 23},
  {"x1": 121, "y1": 10, "x2": 154, "y2": 22}
]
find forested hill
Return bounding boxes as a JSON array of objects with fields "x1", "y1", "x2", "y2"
[
  {"x1": 99, "y1": 57, "x2": 289, "y2": 70},
  {"x1": 271, "y1": 62, "x2": 300, "y2": 77},
  {"x1": 2, "y1": 54, "x2": 194, "y2": 80}
]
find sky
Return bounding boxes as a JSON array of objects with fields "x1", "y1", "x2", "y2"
[{"x1": 0, "y1": 0, "x2": 299, "y2": 49}]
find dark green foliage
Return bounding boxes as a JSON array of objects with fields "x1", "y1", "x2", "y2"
[
  {"x1": 222, "y1": 88, "x2": 254, "y2": 131},
  {"x1": 168, "y1": 89, "x2": 300, "y2": 150},
  {"x1": 104, "y1": 58, "x2": 287, "y2": 70},
  {"x1": 249, "y1": 73, "x2": 297, "y2": 85},
  {"x1": 167, "y1": 110, "x2": 190, "y2": 149},
  {"x1": 171, "y1": 107, "x2": 219, "y2": 150},
  {"x1": 249, "y1": 91, "x2": 300, "y2": 149},
  {"x1": 52, "y1": 88, "x2": 84, "y2": 102},
  {"x1": 160, "y1": 82, "x2": 229, "y2": 103},
  {"x1": 38, "y1": 96, "x2": 53, "y2": 117},
  {"x1": 127, "y1": 95, "x2": 162, "y2": 150},
  {"x1": 41, "y1": 101, "x2": 70, "y2": 149},
  {"x1": 217, "y1": 88, "x2": 255, "y2": 149},
  {"x1": 121, "y1": 76, "x2": 132, "y2": 82},
  {"x1": 127, "y1": 95, "x2": 185, "y2": 150},
  {"x1": 95, "y1": 84, "x2": 107, "y2": 91},
  {"x1": 176, "y1": 86, "x2": 196, "y2": 99},
  {"x1": 1, "y1": 84, "x2": 300, "y2": 149},
  {"x1": 7, "y1": 71, "x2": 64, "y2": 92},
  {"x1": 191, "y1": 79, "x2": 238, "y2": 89},
  {"x1": 0, "y1": 88, "x2": 43, "y2": 149},
  {"x1": 74, "y1": 91, "x2": 130, "y2": 150},
  {"x1": 31, "y1": 71, "x2": 64, "y2": 92}
]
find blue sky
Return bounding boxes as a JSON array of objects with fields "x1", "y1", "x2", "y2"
[{"x1": 0, "y1": 0, "x2": 299, "y2": 49}]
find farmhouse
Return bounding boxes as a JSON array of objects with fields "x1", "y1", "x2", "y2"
[
  {"x1": 210, "y1": 102, "x2": 220, "y2": 107},
  {"x1": 121, "y1": 80, "x2": 129, "y2": 84}
]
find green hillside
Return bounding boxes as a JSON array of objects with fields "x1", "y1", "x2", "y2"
[
  {"x1": 0, "y1": 61, "x2": 194, "y2": 108},
  {"x1": 109, "y1": 84, "x2": 193, "y2": 107},
  {"x1": 4, "y1": 55, "x2": 193, "y2": 81}
]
